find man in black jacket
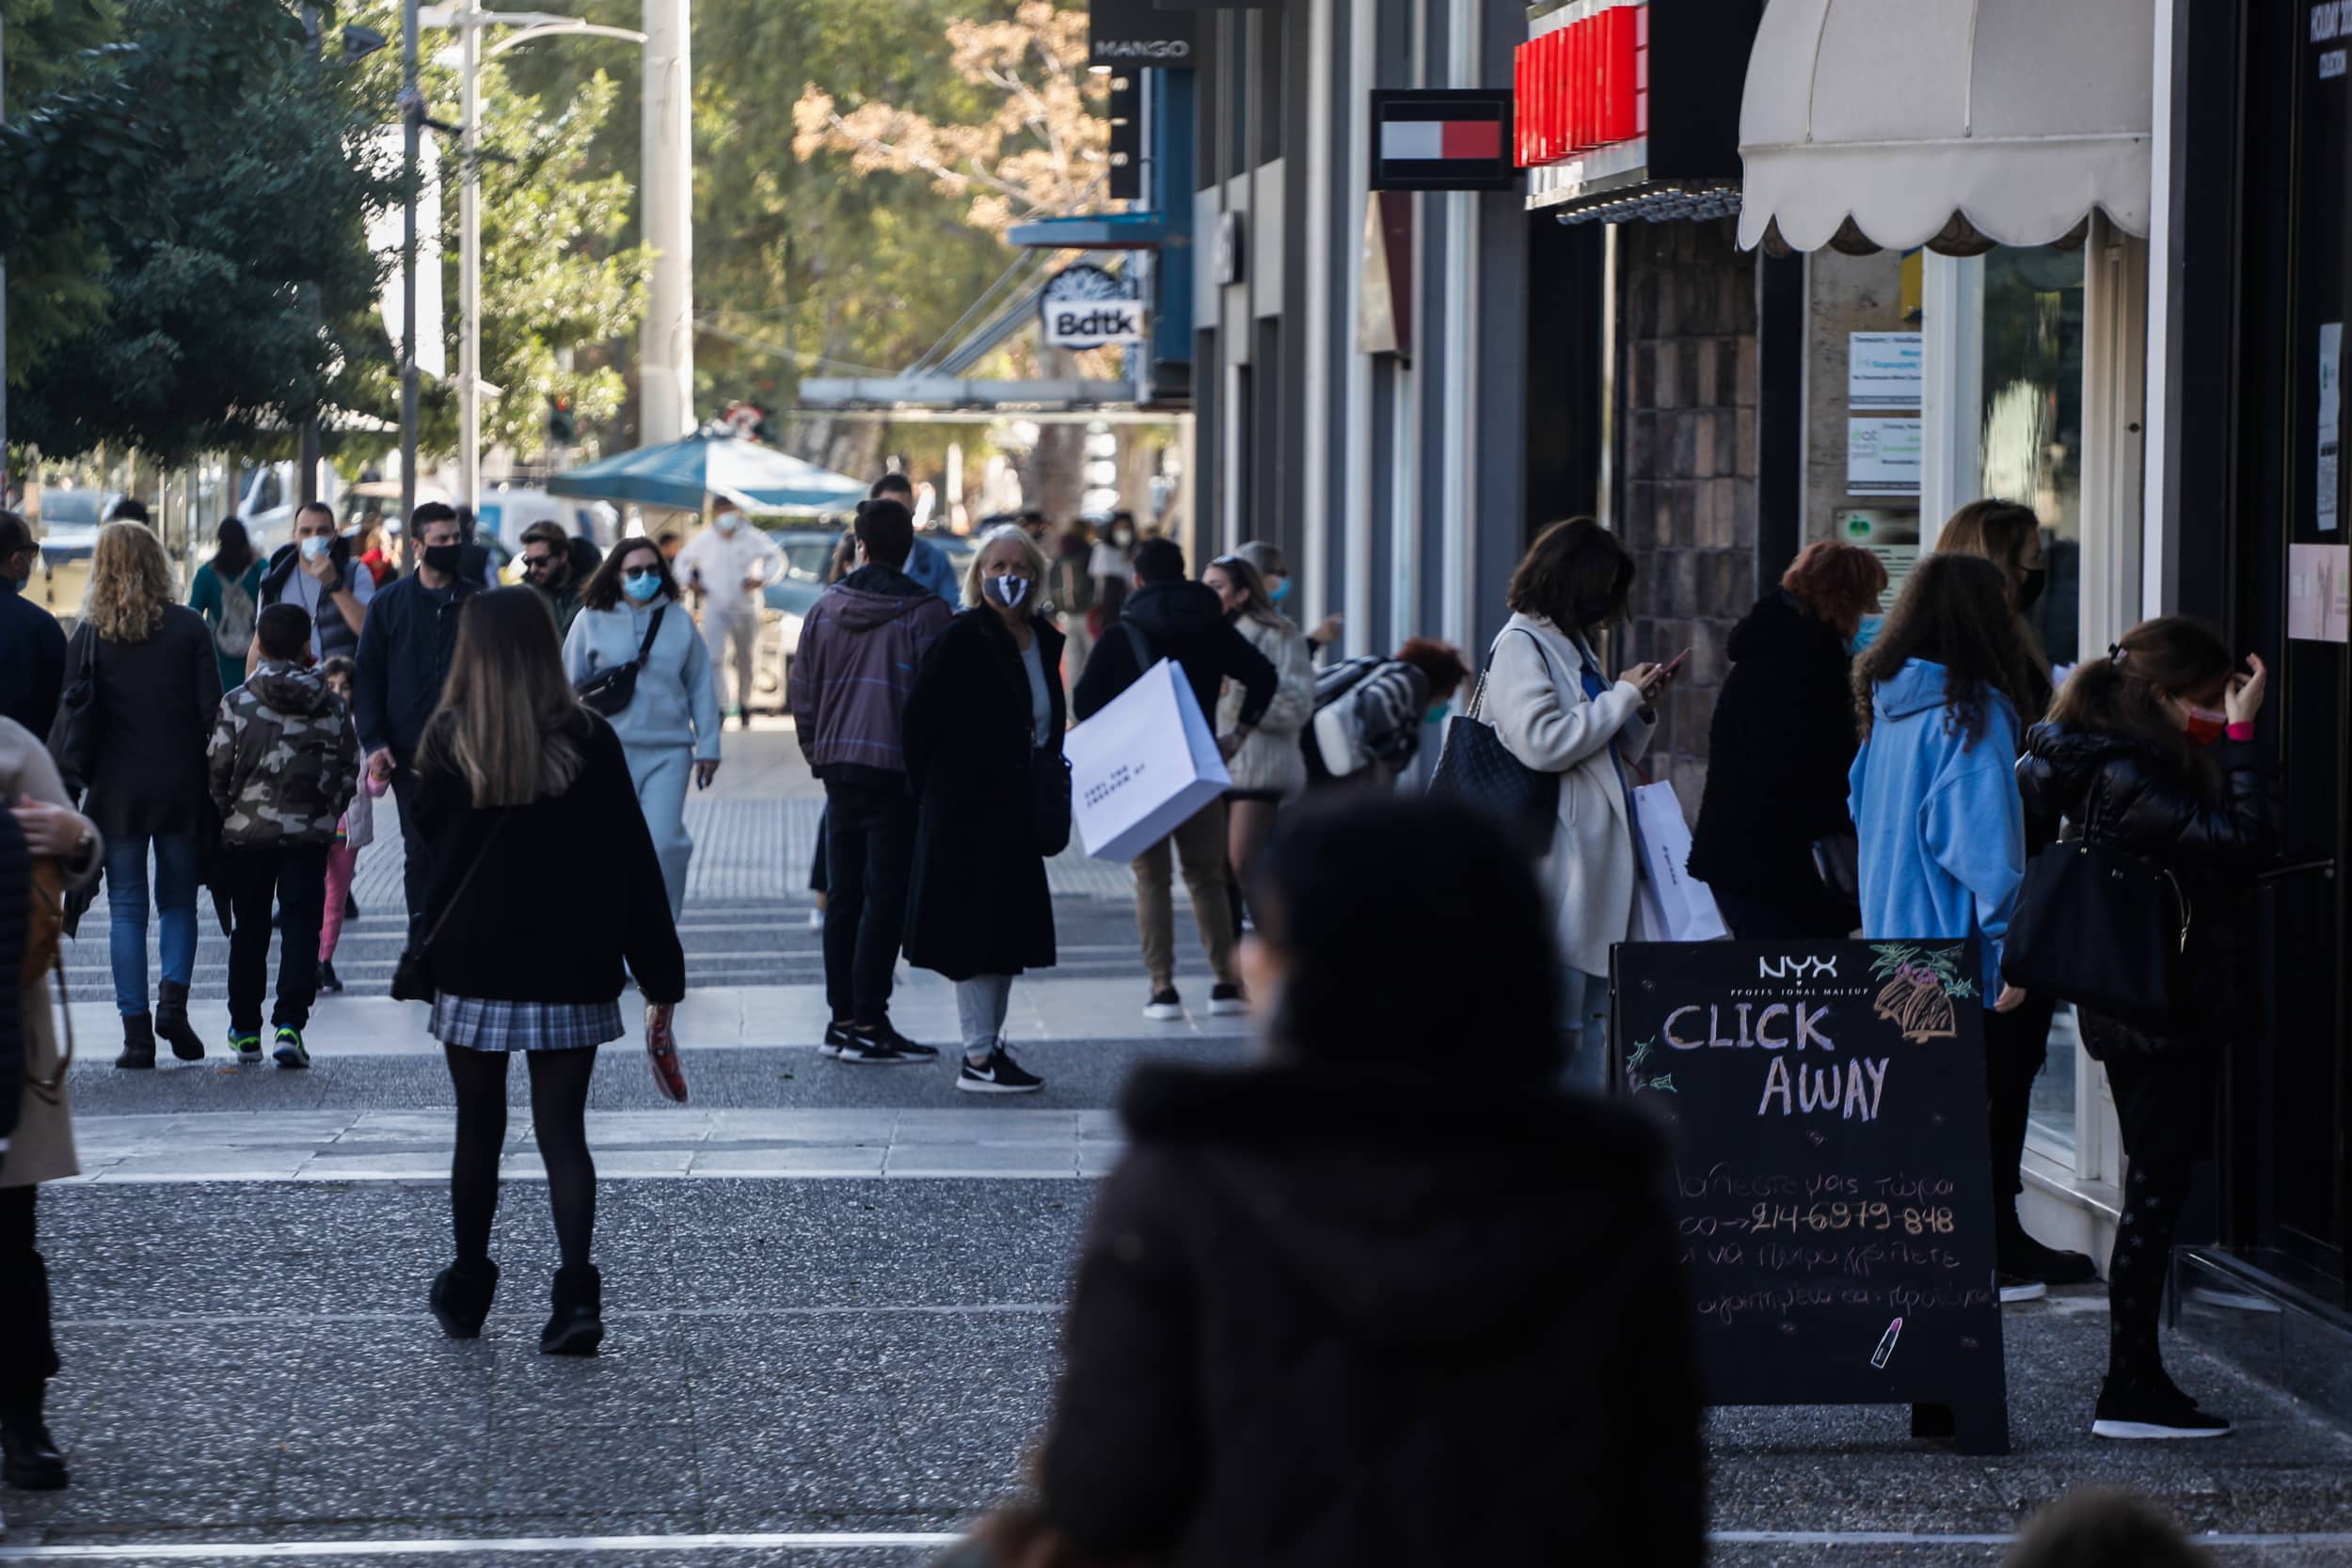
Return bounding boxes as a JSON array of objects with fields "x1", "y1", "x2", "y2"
[
  {"x1": 0, "y1": 513, "x2": 65, "y2": 738},
  {"x1": 354, "y1": 504, "x2": 479, "y2": 944},
  {"x1": 1073, "y1": 536, "x2": 1277, "y2": 1022}
]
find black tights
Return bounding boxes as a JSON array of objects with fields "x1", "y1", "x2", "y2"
[
  {"x1": 2107, "y1": 1154, "x2": 2193, "y2": 1390},
  {"x1": 444, "y1": 1045, "x2": 600, "y2": 1271}
]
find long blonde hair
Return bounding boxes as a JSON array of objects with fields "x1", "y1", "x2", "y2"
[
  {"x1": 417, "y1": 587, "x2": 583, "y2": 807},
  {"x1": 85, "y1": 520, "x2": 175, "y2": 643}
]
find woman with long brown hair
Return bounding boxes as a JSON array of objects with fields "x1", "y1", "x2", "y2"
[
  {"x1": 411, "y1": 588, "x2": 684, "y2": 1355},
  {"x1": 53, "y1": 521, "x2": 220, "y2": 1069}
]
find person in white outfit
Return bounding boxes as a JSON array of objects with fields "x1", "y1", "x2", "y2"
[
  {"x1": 673, "y1": 501, "x2": 783, "y2": 727},
  {"x1": 1484, "y1": 519, "x2": 1677, "y2": 1087},
  {"x1": 1202, "y1": 552, "x2": 1315, "y2": 926},
  {"x1": 562, "y1": 538, "x2": 722, "y2": 917}
]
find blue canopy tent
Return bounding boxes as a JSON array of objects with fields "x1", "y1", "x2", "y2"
[{"x1": 546, "y1": 431, "x2": 867, "y2": 515}]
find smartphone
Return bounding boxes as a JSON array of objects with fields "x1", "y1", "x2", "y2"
[{"x1": 1659, "y1": 647, "x2": 1692, "y2": 679}]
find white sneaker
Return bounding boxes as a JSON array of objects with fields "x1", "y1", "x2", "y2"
[
  {"x1": 1143, "y1": 989, "x2": 1184, "y2": 1022},
  {"x1": 1207, "y1": 984, "x2": 1249, "y2": 1016}
]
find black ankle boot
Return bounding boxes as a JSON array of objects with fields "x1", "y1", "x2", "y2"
[
  {"x1": 155, "y1": 980, "x2": 205, "y2": 1061},
  {"x1": 429, "y1": 1259, "x2": 501, "y2": 1339},
  {"x1": 539, "y1": 1263, "x2": 604, "y2": 1356},
  {"x1": 1, "y1": 1387, "x2": 69, "y2": 1491},
  {"x1": 114, "y1": 1014, "x2": 156, "y2": 1071}
]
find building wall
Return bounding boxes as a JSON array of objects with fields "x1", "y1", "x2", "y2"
[{"x1": 1613, "y1": 217, "x2": 1758, "y2": 817}]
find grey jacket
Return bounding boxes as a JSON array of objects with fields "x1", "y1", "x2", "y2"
[{"x1": 562, "y1": 596, "x2": 723, "y2": 762}]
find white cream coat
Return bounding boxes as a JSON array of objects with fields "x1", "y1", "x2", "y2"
[{"x1": 1485, "y1": 613, "x2": 1655, "y2": 978}]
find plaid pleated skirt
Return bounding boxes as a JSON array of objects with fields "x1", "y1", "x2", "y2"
[{"x1": 429, "y1": 994, "x2": 625, "y2": 1053}]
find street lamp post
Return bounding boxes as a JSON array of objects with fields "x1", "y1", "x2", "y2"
[{"x1": 400, "y1": 0, "x2": 421, "y2": 533}]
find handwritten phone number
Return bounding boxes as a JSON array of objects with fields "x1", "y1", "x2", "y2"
[{"x1": 1677, "y1": 1203, "x2": 1959, "y2": 1238}]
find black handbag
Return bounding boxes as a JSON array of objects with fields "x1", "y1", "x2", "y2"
[
  {"x1": 46, "y1": 624, "x2": 101, "y2": 798},
  {"x1": 2001, "y1": 836, "x2": 2191, "y2": 1034},
  {"x1": 1428, "y1": 630, "x2": 1561, "y2": 854},
  {"x1": 573, "y1": 605, "x2": 666, "y2": 717},
  {"x1": 390, "y1": 813, "x2": 508, "y2": 1003}
]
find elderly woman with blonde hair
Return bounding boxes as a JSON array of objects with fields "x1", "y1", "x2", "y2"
[{"x1": 898, "y1": 526, "x2": 1066, "y2": 1093}]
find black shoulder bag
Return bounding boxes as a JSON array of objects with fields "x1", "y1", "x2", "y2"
[
  {"x1": 46, "y1": 623, "x2": 102, "y2": 799},
  {"x1": 390, "y1": 812, "x2": 509, "y2": 1002},
  {"x1": 1429, "y1": 628, "x2": 1563, "y2": 855},
  {"x1": 2002, "y1": 828, "x2": 2190, "y2": 1036},
  {"x1": 573, "y1": 605, "x2": 667, "y2": 717}
]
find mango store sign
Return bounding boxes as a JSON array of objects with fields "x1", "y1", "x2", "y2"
[{"x1": 1040, "y1": 264, "x2": 1145, "y2": 350}]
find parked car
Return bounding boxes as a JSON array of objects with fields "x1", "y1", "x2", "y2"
[
  {"x1": 32, "y1": 487, "x2": 119, "y2": 573},
  {"x1": 475, "y1": 487, "x2": 620, "y2": 555},
  {"x1": 748, "y1": 525, "x2": 849, "y2": 715}
]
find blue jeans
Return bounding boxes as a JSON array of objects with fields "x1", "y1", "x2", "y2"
[
  {"x1": 1560, "y1": 968, "x2": 1611, "y2": 1093},
  {"x1": 103, "y1": 833, "x2": 201, "y2": 1017}
]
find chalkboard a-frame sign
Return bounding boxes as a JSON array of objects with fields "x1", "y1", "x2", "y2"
[{"x1": 1612, "y1": 940, "x2": 2011, "y2": 1456}]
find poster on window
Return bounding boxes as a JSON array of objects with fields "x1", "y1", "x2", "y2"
[
  {"x1": 2289, "y1": 544, "x2": 2349, "y2": 643},
  {"x1": 1848, "y1": 418, "x2": 1923, "y2": 497},
  {"x1": 1849, "y1": 332, "x2": 1924, "y2": 411},
  {"x1": 2319, "y1": 322, "x2": 2342, "y2": 533}
]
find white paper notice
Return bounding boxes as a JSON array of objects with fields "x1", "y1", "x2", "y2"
[
  {"x1": 1849, "y1": 332, "x2": 1925, "y2": 411},
  {"x1": 2288, "y1": 543, "x2": 2349, "y2": 643},
  {"x1": 2320, "y1": 322, "x2": 2342, "y2": 532},
  {"x1": 1848, "y1": 417, "x2": 1923, "y2": 497}
]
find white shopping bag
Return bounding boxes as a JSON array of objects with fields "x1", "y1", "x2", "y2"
[
  {"x1": 1065, "y1": 658, "x2": 1233, "y2": 862},
  {"x1": 1630, "y1": 781, "x2": 1729, "y2": 942}
]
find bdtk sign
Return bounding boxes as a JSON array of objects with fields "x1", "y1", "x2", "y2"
[{"x1": 1040, "y1": 264, "x2": 1145, "y2": 350}]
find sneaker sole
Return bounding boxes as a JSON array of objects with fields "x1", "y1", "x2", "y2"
[
  {"x1": 958, "y1": 1075, "x2": 1045, "y2": 1094},
  {"x1": 1206, "y1": 1000, "x2": 1248, "y2": 1016},
  {"x1": 274, "y1": 1049, "x2": 310, "y2": 1070},
  {"x1": 1999, "y1": 1282, "x2": 2049, "y2": 1304},
  {"x1": 1142, "y1": 1006, "x2": 1184, "y2": 1022},
  {"x1": 2092, "y1": 1418, "x2": 2233, "y2": 1440},
  {"x1": 837, "y1": 1053, "x2": 925, "y2": 1067}
]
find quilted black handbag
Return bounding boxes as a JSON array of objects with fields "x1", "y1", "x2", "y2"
[
  {"x1": 2001, "y1": 836, "x2": 2190, "y2": 1034},
  {"x1": 1429, "y1": 629, "x2": 1561, "y2": 855}
]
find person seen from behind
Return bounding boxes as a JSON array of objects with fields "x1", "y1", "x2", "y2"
[
  {"x1": 56, "y1": 521, "x2": 221, "y2": 1069},
  {"x1": 900, "y1": 526, "x2": 1066, "y2": 1093},
  {"x1": 1072, "y1": 536, "x2": 1278, "y2": 1022},
  {"x1": 312, "y1": 657, "x2": 385, "y2": 995},
  {"x1": 789, "y1": 499, "x2": 953, "y2": 1065},
  {"x1": 1025, "y1": 795, "x2": 1705, "y2": 1566},
  {"x1": 0, "y1": 512, "x2": 65, "y2": 740},
  {"x1": 188, "y1": 515, "x2": 262, "y2": 695},
  {"x1": 563, "y1": 536, "x2": 722, "y2": 919},
  {"x1": 2002, "y1": 1489, "x2": 2214, "y2": 1568},
  {"x1": 2019, "y1": 621, "x2": 2274, "y2": 1439},
  {"x1": 1484, "y1": 518, "x2": 1670, "y2": 1085},
  {"x1": 868, "y1": 472, "x2": 961, "y2": 603},
  {"x1": 413, "y1": 588, "x2": 685, "y2": 1355},
  {"x1": 206, "y1": 604, "x2": 361, "y2": 1069},
  {"x1": 1689, "y1": 541, "x2": 1887, "y2": 939},
  {"x1": 674, "y1": 498, "x2": 783, "y2": 730},
  {"x1": 1935, "y1": 499, "x2": 2098, "y2": 1295},
  {"x1": 1201, "y1": 551, "x2": 1315, "y2": 927}
]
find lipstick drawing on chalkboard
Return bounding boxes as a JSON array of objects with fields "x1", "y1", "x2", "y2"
[{"x1": 1871, "y1": 1317, "x2": 1903, "y2": 1370}]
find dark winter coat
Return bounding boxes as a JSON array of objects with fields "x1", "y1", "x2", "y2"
[
  {"x1": 2016, "y1": 721, "x2": 2276, "y2": 1040},
  {"x1": 410, "y1": 706, "x2": 685, "y2": 1005},
  {"x1": 1071, "y1": 580, "x2": 1277, "y2": 730},
  {"x1": 901, "y1": 610, "x2": 1065, "y2": 982},
  {"x1": 1688, "y1": 591, "x2": 1861, "y2": 899},
  {"x1": 259, "y1": 537, "x2": 366, "y2": 661},
  {"x1": 787, "y1": 563, "x2": 953, "y2": 790},
  {"x1": 1036, "y1": 1062, "x2": 1707, "y2": 1568},
  {"x1": 56, "y1": 607, "x2": 222, "y2": 840},
  {"x1": 352, "y1": 569, "x2": 479, "y2": 767},
  {"x1": 0, "y1": 576, "x2": 67, "y2": 740},
  {"x1": 206, "y1": 662, "x2": 363, "y2": 848}
]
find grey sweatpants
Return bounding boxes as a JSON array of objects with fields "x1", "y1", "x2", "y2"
[{"x1": 955, "y1": 974, "x2": 1015, "y2": 1059}]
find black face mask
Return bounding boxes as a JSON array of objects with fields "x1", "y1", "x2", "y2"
[
  {"x1": 422, "y1": 542, "x2": 463, "y2": 576},
  {"x1": 2016, "y1": 566, "x2": 2047, "y2": 611}
]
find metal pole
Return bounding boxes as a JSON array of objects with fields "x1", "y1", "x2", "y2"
[
  {"x1": 400, "y1": 0, "x2": 421, "y2": 533},
  {"x1": 1, "y1": 10, "x2": 11, "y2": 506},
  {"x1": 459, "y1": 10, "x2": 481, "y2": 512},
  {"x1": 640, "y1": 0, "x2": 693, "y2": 442}
]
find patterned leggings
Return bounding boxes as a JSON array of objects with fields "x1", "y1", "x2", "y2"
[{"x1": 2108, "y1": 1154, "x2": 2193, "y2": 1390}]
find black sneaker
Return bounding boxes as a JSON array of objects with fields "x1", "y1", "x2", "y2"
[
  {"x1": 2093, "y1": 1379, "x2": 2233, "y2": 1441},
  {"x1": 319, "y1": 960, "x2": 343, "y2": 994},
  {"x1": 1997, "y1": 1271, "x2": 2049, "y2": 1305},
  {"x1": 818, "y1": 1021, "x2": 854, "y2": 1059},
  {"x1": 1208, "y1": 983, "x2": 1249, "y2": 1017},
  {"x1": 838, "y1": 1027, "x2": 922, "y2": 1066},
  {"x1": 872, "y1": 1021, "x2": 940, "y2": 1061},
  {"x1": 1999, "y1": 1230, "x2": 2100, "y2": 1287},
  {"x1": 959, "y1": 1045, "x2": 1044, "y2": 1095},
  {"x1": 1143, "y1": 989, "x2": 1184, "y2": 1022}
]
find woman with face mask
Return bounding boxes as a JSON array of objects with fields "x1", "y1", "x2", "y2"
[
  {"x1": 2017, "y1": 621, "x2": 2275, "y2": 1440},
  {"x1": 898, "y1": 526, "x2": 1064, "y2": 1093},
  {"x1": 561, "y1": 539, "x2": 722, "y2": 919},
  {"x1": 1201, "y1": 553, "x2": 1315, "y2": 929}
]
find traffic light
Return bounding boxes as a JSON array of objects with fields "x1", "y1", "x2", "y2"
[{"x1": 547, "y1": 393, "x2": 577, "y2": 448}]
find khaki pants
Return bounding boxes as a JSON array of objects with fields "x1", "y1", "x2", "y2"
[{"x1": 1132, "y1": 800, "x2": 1239, "y2": 991}]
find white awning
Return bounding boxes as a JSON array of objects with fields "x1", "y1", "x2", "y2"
[{"x1": 1737, "y1": 0, "x2": 2153, "y2": 256}]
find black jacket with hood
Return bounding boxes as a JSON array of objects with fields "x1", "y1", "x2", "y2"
[
  {"x1": 1036, "y1": 1062, "x2": 1707, "y2": 1568},
  {"x1": 1072, "y1": 580, "x2": 1278, "y2": 731}
]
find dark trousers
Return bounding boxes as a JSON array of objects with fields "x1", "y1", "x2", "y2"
[
  {"x1": 0, "y1": 1185, "x2": 56, "y2": 1402},
  {"x1": 1985, "y1": 991, "x2": 2058, "y2": 1212},
  {"x1": 821, "y1": 781, "x2": 915, "y2": 1026},
  {"x1": 392, "y1": 768, "x2": 432, "y2": 948},
  {"x1": 1714, "y1": 886, "x2": 1857, "y2": 942},
  {"x1": 224, "y1": 842, "x2": 330, "y2": 1033}
]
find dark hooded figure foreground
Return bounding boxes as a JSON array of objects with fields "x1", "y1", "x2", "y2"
[{"x1": 1025, "y1": 795, "x2": 1705, "y2": 1568}]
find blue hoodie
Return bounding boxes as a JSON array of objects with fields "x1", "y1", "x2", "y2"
[{"x1": 1847, "y1": 658, "x2": 2024, "y2": 992}]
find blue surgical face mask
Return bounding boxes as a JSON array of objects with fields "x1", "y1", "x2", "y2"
[
  {"x1": 1424, "y1": 701, "x2": 1450, "y2": 725},
  {"x1": 1269, "y1": 577, "x2": 1294, "y2": 606},
  {"x1": 622, "y1": 570, "x2": 663, "y2": 603},
  {"x1": 1847, "y1": 614, "x2": 1883, "y2": 657},
  {"x1": 299, "y1": 534, "x2": 333, "y2": 562}
]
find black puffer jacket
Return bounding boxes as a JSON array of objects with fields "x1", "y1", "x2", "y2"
[
  {"x1": 2015, "y1": 721, "x2": 2275, "y2": 1027},
  {"x1": 1036, "y1": 1063, "x2": 1706, "y2": 1568}
]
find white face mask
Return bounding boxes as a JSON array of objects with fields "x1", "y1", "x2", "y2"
[
  {"x1": 983, "y1": 574, "x2": 1032, "y2": 610},
  {"x1": 299, "y1": 534, "x2": 332, "y2": 562},
  {"x1": 714, "y1": 513, "x2": 741, "y2": 535}
]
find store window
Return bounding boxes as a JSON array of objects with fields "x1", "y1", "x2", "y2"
[{"x1": 1978, "y1": 247, "x2": 2088, "y2": 671}]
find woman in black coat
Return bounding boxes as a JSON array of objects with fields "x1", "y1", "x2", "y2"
[
  {"x1": 1688, "y1": 540, "x2": 1886, "y2": 939},
  {"x1": 53, "y1": 521, "x2": 223, "y2": 1069},
  {"x1": 2016, "y1": 618, "x2": 2274, "y2": 1442},
  {"x1": 901, "y1": 527, "x2": 1063, "y2": 1094},
  {"x1": 1028, "y1": 796, "x2": 1704, "y2": 1567}
]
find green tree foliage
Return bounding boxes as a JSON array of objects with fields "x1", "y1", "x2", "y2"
[{"x1": 0, "y1": 0, "x2": 396, "y2": 462}]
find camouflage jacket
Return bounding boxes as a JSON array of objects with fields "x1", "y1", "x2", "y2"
[{"x1": 208, "y1": 663, "x2": 364, "y2": 848}]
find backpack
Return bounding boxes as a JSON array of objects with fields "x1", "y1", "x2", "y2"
[
  {"x1": 214, "y1": 574, "x2": 257, "y2": 660},
  {"x1": 1300, "y1": 657, "x2": 1382, "y2": 785}
]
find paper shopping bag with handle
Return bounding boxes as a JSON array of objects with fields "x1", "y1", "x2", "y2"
[
  {"x1": 1630, "y1": 780, "x2": 1729, "y2": 942},
  {"x1": 1064, "y1": 658, "x2": 1232, "y2": 863}
]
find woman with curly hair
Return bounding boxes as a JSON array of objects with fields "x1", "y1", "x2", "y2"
[{"x1": 52, "y1": 521, "x2": 221, "y2": 1069}]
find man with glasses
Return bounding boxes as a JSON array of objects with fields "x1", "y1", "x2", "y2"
[{"x1": 518, "y1": 520, "x2": 588, "y2": 637}]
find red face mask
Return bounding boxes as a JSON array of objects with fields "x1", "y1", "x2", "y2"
[{"x1": 2183, "y1": 706, "x2": 2229, "y2": 747}]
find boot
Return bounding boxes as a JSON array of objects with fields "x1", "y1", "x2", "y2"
[
  {"x1": 428, "y1": 1259, "x2": 501, "y2": 1339},
  {"x1": 154, "y1": 980, "x2": 205, "y2": 1062},
  {"x1": 538, "y1": 1263, "x2": 604, "y2": 1356},
  {"x1": 1, "y1": 1387, "x2": 68, "y2": 1492},
  {"x1": 114, "y1": 1014, "x2": 156, "y2": 1071}
]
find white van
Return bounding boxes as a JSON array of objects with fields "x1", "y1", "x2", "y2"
[{"x1": 474, "y1": 487, "x2": 620, "y2": 554}]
